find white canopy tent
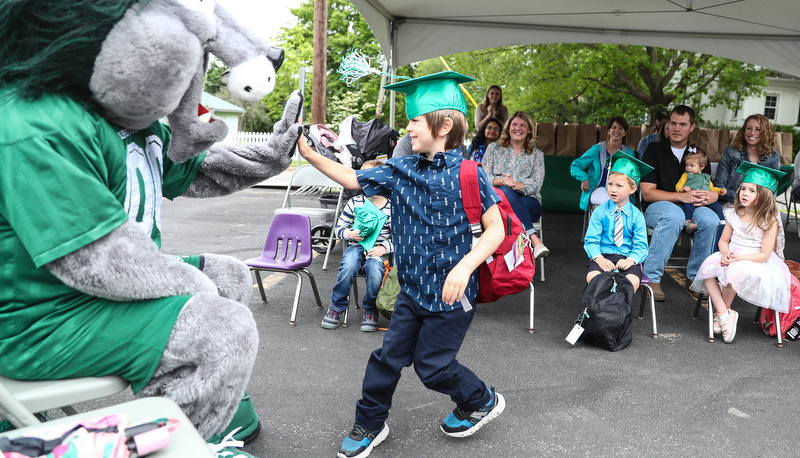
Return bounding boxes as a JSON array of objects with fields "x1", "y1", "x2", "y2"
[{"x1": 350, "y1": 0, "x2": 800, "y2": 123}]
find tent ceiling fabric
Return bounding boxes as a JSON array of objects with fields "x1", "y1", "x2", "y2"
[{"x1": 350, "y1": 0, "x2": 800, "y2": 77}]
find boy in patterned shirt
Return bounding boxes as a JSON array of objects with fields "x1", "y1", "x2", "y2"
[{"x1": 297, "y1": 71, "x2": 506, "y2": 458}]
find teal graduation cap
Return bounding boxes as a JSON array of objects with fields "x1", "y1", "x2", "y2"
[
  {"x1": 737, "y1": 161, "x2": 786, "y2": 194},
  {"x1": 383, "y1": 71, "x2": 475, "y2": 119},
  {"x1": 609, "y1": 151, "x2": 654, "y2": 186},
  {"x1": 351, "y1": 198, "x2": 388, "y2": 251}
]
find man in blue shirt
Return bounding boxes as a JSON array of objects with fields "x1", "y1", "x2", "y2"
[
  {"x1": 584, "y1": 152, "x2": 652, "y2": 292},
  {"x1": 297, "y1": 71, "x2": 506, "y2": 458}
]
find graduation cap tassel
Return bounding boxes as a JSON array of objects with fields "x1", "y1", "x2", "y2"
[{"x1": 338, "y1": 48, "x2": 410, "y2": 86}]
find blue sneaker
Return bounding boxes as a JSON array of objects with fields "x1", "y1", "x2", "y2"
[
  {"x1": 337, "y1": 423, "x2": 388, "y2": 458},
  {"x1": 440, "y1": 386, "x2": 505, "y2": 438},
  {"x1": 361, "y1": 311, "x2": 378, "y2": 332},
  {"x1": 321, "y1": 306, "x2": 343, "y2": 329}
]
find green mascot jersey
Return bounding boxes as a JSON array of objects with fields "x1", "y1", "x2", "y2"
[{"x1": 0, "y1": 87, "x2": 205, "y2": 392}]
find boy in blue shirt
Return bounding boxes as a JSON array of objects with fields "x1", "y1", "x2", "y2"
[
  {"x1": 297, "y1": 71, "x2": 506, "y2": 458},
  {"x1": 584, "y1": 152, "x2": 652, "y2": 292}
]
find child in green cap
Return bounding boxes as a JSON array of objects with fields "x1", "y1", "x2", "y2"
[
  {"x1": 297, "y1": 71, "x2": 506, "y2": 458},
  {"x1": 690, "y1": 162, "x2": 791, "y2": 344},
  {"x1": 322, "y1": 159, "x2": 392, "y2": 332},
  {"x1": 583, "y1": 151, "x2": 651, "y2": 292}
]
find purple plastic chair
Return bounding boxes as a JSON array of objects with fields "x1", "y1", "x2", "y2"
[{"x1": 245, "y1": 213, "x2": 322, "y2": 325}]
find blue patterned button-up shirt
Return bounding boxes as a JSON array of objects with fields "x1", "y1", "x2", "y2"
[{"x1": 357, "y1": 148, "x2": 500, "y2": 312}]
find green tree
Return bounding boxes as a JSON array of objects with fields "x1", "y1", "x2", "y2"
[
  {"x1": 436, "y1": 44, "x2": 768, "y2": 127},
  {"x1": 265, "y1": 0, "x2": 410, "y2": 129}
]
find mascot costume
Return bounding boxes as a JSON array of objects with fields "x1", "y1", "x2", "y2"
[{"x1": 0, "y1": 0, "x2": 304, "y2": 455}]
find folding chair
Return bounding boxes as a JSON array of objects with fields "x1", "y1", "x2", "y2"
[
  {"x1": 0, "y1": 375, "x2": 129, "y2": 428},
  {"x1": 274, "y1": 164, "x2": 346, "y2": 270},
  {"x1": 776, "y1": 164, "x2": 797, "y2": 236},
  {"x1": 245, "y1": 212, "x2": 323, "y2": 325},
  {"x1": 580, "y1": 204, "x2": 597, "y2": 241},
  {"x1": 533, "y1": 218, "x2": 545, "y2": 282}
]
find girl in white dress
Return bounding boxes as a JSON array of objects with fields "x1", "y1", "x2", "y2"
[{"x1": 690, "y1": 162, "x2": 790, "y2": 343}]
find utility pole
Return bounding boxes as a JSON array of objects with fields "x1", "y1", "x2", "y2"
[{"x1": 311, "y1": 0, "x2": 327, "y2": 125}]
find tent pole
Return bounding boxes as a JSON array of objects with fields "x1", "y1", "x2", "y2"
[{"x1": 389, "y1": 21, "x2": 397, "y2": 129}]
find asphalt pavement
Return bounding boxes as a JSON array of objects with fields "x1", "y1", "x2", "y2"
[{"x1": 60, "y1": 183, "x2": 800, "y2": 457}]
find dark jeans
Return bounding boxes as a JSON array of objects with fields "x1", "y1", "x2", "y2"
[
  {"x1": 682, "y1": 201, "x2": 724, "y2": 222},
  {"x1": 495, "y1": 185, "x2": 542, "y2": 233},
  {"x1": 354, "y1": 291, "x2": 489, "y2": 430}
]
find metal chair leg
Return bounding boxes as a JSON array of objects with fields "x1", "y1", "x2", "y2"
[
  {"x1": 528, "y1": 282, "x2": 535, "y2": 333},
  {"x1": 253, "y1": 270, "x2": 267, "y2": 302},
  {"x1": 289, "y1": 272, "x2": 303, "y2": 325}
]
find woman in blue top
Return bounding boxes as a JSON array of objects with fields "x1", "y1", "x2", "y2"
[
  {"x1": 468, "y1": 117, "x2": 502, "y2": 163},
  {"x1": 570, "y1": 116, "x2": 635, "y2": 211},
  {"x1": 714, "y1": 113, "x2": 781, "y2": 204}
]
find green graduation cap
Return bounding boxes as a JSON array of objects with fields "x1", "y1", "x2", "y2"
[
  {"x1": 736, "y1": 161, "x2": 786, "y2": 194},
  {"x1": 351, "y1": 198, "x2": 388, "y2": 251},
  {"x1": 383, "y1": 71, "x2": 475, "y2": 119},
  {"x1": 609, "y1": 151, "x2": 654, "y2": 186}
]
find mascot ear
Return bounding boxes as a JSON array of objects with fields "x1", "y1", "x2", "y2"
[{"x1": 221, "y1": 56, "x2": 275, "y2": 101}]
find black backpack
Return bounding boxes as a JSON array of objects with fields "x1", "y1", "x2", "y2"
[{"x1": 579, "y1": 271, "x2": 634, "y2": 351}]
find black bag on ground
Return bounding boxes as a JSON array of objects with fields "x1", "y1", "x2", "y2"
[{"x1": 579, "y1": 271, "x2": 634, "y2": 351}]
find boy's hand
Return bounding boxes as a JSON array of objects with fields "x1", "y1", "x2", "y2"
[
  {"x1": 615, "y1": 257, "x2": 635, "y2": 271},
  {"x1": 296, "y1": 135, "x2": 313, "y2": 159},
  {"x1": 348, "y1": 229, "x2": 363, "y2": 241},
  {"x1": 720, "y1": 188, "x2": 727, "y2": 195},
  {"x1": 680, "y1": 186, "x2": 691, "y2": 193},
  {"x1": 367, "y1": 245, "x2": 386, "y2": 257},
  {"x1": 595, "y1": 256, "x2": 616, "y2": 272},
  {"x1": 442, "y1": 264, "x2": 471, "y2": 305}
]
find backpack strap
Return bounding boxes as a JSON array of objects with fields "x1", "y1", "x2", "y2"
[{"x1": 459, "y1": 159, "x2": 483, "y2": 237}]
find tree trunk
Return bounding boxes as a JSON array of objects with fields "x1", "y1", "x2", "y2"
[{"x1": 311, "y1": 0, "x2": 327, "y2": 125}]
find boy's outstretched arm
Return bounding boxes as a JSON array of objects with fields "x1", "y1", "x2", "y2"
[
  {"x1": 442, "y1": 204, "x2": 504, "y2": 305},
  {"x1": 296, "y1": 136, "x2": 362, "y2": 190}
]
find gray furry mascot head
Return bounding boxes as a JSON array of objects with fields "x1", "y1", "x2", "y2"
[{"x1": 0, "y1": 0, "x2": 304, "y2": 450}]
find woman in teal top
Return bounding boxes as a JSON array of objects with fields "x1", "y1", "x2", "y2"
[{"x1": 570, "y1": 116, "x2": 635, "y2": 211}]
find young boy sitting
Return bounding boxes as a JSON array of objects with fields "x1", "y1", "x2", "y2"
[
  {"x1": 584, "y1": 152, "x2": 652, "y2": 292},
  {"x1": 675, "y1": 145, "x2": 726, "y2": 232},
  {"x1": 322, "y1": 159, "x2": 392, "y2": 332},
  {"x1": 296, "y1": 71, "x2": 506, "y2": 458}
]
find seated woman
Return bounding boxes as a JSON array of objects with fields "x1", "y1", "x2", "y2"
[
  {"x1": 714, "y1": 113, "x2": 781, "y2": 205},
  {"x1": 482, "y1": 111, "x2": 549, "y2": 259},
  {"x1": 474, "y1": 85, "x2": 509, "y2": 131},
  {"x1": 468, "y1": 117, "x2": 502, "y2": 163},
  {"x1": 570, "y1": 116, "x2": 635, "y2": 211}
]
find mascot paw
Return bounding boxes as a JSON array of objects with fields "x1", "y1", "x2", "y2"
[{"x1": 268, "y1": 90, "x2": 304, "y2": 158}]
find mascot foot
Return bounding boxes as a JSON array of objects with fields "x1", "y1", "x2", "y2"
[{"x1": 207, "y1": 392, "x2": 261, "y2": 445}]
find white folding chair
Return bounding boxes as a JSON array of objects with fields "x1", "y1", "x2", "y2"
[
  {"x1": 0, "y1": 375, "x2": 129, "y2": 428},
  {"x1": 274, "y1": 164, "x2": 346, "y2": 270},
  {"x1": 532, "y1": 218, "x2": 545, "y2": 282}
]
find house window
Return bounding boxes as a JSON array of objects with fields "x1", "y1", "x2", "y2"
[{"x1": 764, "y1": 95, "x2": 778, "y2": 120}]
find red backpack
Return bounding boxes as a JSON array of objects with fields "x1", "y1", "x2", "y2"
[
  {"x1": 460, "y1": 160, "x2": 535, "y2": 303},
  {"x1": 761, "y1": 274, "x2": 800, "y2": 340}
]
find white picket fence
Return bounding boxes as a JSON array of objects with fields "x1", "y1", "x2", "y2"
[
  {"x1": 219, "y1": 130, "x2": 303, "y2": 162},
  {"x1": 218, "y1": 131, "x2": 272, "y2": 147}
]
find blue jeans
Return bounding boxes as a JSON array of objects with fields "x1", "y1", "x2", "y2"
[
  {"x1": 330, "y1": 245, "x2": 385, "y2": 312},
  {"x1": 681, "y1": 202, "x2": 724, "y2": 221},
  {"x1": 644, "y1": 201, "x2": 722, "y2": 282},
  {"x1": 495, "y1": 186, "x2": 541, "y2": 233},
  {"x1": 354, "y1": 291, "x2": 488, "y2": 430}
]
